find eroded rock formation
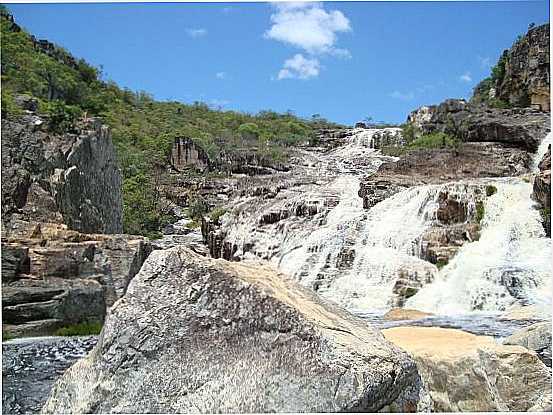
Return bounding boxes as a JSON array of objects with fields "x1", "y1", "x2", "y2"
[
  {"x1": 43, "y1": 247, "x2": 426, "y2": 413},
  {"x1": 383, "y1": 326, "x2": 552, "y2": 412},
  {"x1": 497, "y1": 24, "x2": 550, "y2": 111},
  {"x1": 533, "y1": 144, "x2": 551, "y2": 236},
  {"x1": 1, "y1": 113, "x2": 123, "y2": 234},
  {"x1": 170, "y1": 137, "x2": 209, "y2": 172},
  {"x1": 406, "y1": 99, "x2": 549, "y2": 151},
  {"x1": 1, "y1": 107, "x2": 153, "y2": 337},
  {"x1": 1, "y1": 223, "x2": 153, "y2": 337}
]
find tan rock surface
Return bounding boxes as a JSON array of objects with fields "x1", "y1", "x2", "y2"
[{"x1": 383, "y1": 326, "x2": 552, "y2": 412}]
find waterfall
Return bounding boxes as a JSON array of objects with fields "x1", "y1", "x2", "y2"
[
  {"x1": 406, "y1": 134, "x2": 552, "y2": 314},
  {"x1": 221, "y1": 129, "x2": 551, "y2": 316},
  {"x1": 532, "y1": 131, "x2": 552, "y2": 172}
]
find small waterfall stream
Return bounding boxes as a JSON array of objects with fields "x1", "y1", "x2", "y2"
[{"x1": 221, "y1": 129, "x2": 551, "y2": 330}]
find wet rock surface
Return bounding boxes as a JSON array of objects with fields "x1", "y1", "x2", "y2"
[
  {"x1": 533, "y1": 143, "x2": 551, "y2": 236},
  {"x1": 2, "y1": 336, "x2": 97, "y2": 415}
]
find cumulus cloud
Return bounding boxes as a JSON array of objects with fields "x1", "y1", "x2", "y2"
[
  {"x1": 277, "y1": 54, "x2": 320, "y2": 80},
  {"x1": 267, "y1": 2, "x2": 351, "y2": 80},
  {"x1": 389, "y1": 90, "x2": 415, "y2": 101},
  {"x1": 265, "y1": 2, "x2": 351, "y2": 55},
  {"x1": 215, "y1": 72, "x2": 227, "y2": 79},
  {"x1": 459, "y1": 72, "x2": 472, "y2": 83},
  {"x1": 186, "y1": 28, "x2": 207, "y2": 38}
]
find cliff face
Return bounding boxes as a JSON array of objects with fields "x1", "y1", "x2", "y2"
[
  {"x1": 170, "y1": 137, "x2": 209, "y2": 172},
  {"x1": 497, "y1": 24, "x2": 550, "y2": 111},
  {"x1": 533, "y1": 144, "x2": 551, "y2": 236},
  {"x1": 406, "y1": 99, "x2": 550, "y2": 151},
  {"x1": 1, "y1": 104, "x2": 153, "y2": 338},
  {"x1": 1, "y1": 111, "x2": 123, "y2": 235}
]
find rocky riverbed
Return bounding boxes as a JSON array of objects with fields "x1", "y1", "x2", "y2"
[{"x1": 2, "y1": 336, "x2": 97, "y2": 414}]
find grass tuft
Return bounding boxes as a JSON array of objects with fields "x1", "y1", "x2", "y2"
[{"x1": 54, "y1": 321, "x2": 102, "y2": 336}]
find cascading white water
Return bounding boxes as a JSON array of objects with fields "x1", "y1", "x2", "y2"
[
  {"x1": 406, "y1": 133, "x2": 553, "y2": 315},
  {"x1": 406, "y1": 179, "x2": 551, "y2": 314},
  {"x1": 222, "y1": 128, "x2": 551, "y2": 316}
]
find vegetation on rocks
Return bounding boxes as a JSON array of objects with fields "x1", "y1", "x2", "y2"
[
  {"x1": 475, "y1": 201, "x2": 486, "y2": 223},
  {"x1": 486, "y1": 185, "x2": 498, "y2": 197},
  {"x1": 0, "y1": 7, "x2": 342, "y2": 237},
  {"x1": 54, "y1": 321, "x2": 103, "y2": 337},
  {"x1": 382, "y1": 132, "x2": 460, "y2": 156}
]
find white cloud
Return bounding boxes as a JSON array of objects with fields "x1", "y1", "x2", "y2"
[
  {"x1": 186, "y1": 28, "x2": 207, "y2": 38},
  {"x1": 265, "y1": 2, "x2": 351, "y2": 56},
  {"x1": 459, "y1": 72, "x2": 472, "y2": 83},
  {"x1": 215, "y1": 72, "x2": 227, "y2": 79},
  {"x1": 277, "y1": 54, "x2": 320, "y2": 80},
  {"x1": 389, "y1": 90, "x2": 415, "y2": 101}
]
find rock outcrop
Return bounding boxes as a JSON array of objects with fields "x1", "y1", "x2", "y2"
[
  {"x1": 383, "y1": 326, "x2": 552, "y2": 412},
  {"x1": 170, "y1": 137, "x2": 209, "y2": 172},
  {"x1": 504, "y1": 321, "x2": 552, "y2": 366},
  {"x1": 496, "y1": 23, "x2": 550, "y2": 111},
  {"x1": 383, "y1": 308, "x2": 434, "y2": 321},
  {"x1": 533, "y1": 144, "x2": 551, "y2": 236},
  {"x1": 406, "y1": 100, "x2": 550, "y2": 151},
  {"x1": 43, "y1": 247, "x2": 426, "y2": 414},
  {"x1": 1, "y1": 223, "x2": 154, "y2": 337},
  {"x1": 359, "y1": 142, "x2": 531, "y2": 210},
  {"x1": 1, "y1": 105, "x2": 156, "y2": 337},
  {"x1": 1, "y1": 113, "x2": 123, "y2": 234}
]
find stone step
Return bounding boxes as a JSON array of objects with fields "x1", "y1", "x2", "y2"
[
  {"x1": 3, "y1": 299, "x2": 60, "y2": 324},
  {"x1": 2, "y1": 286, "x2": 66, "y2": 307},
  {"x1": 3, "y1": 319, "x2": 64, "y2": 338}
]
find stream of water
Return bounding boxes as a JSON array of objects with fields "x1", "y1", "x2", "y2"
[{"x1": 220, "y1": 129, "x2": 552, "y2": 334}]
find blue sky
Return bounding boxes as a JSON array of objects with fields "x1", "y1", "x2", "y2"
[{"x1": 5, "y1": 1, "x2": 550, "y2": 125}]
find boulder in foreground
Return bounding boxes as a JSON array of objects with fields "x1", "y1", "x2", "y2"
[
  {"x1": 383, "y1": 326, "x2": 552, "y2": 412},
  {"x1": 43, "y1": 247, "x2": 425, "y2": 413}
]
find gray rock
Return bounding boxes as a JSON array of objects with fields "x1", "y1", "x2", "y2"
[
  {"x1": 42, "y1": 247, "x2": 425, "y2": 414},
  {"x1": 504, "y1": 322, "x2": 552, "y2": 366},
  {"x1": 1, "y1": 115, "x2": 122, "y2": 234},
  {"x1": 406, "y1": 101, "x2": 550, "y2": 151}
]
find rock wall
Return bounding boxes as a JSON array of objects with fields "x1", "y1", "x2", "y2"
[
  {"x1": 170, "y1": 137, "x2": 209, "y2": 172},
  {"x1": 1, "y1": 223, "x2": 154, "y2": 337},
  {"x1": 406, "y1": 99, "x2": 550, "y2": 151},
  {"x1": 1, "y1": 105, "x2": 153, "y2": 337},
  {"x1": 533, "y1": 144, "x2": 551, "y2": 236},
  {"x1": 42, "y1": 247, "x2": 427, "y2": 413},
  {"x1": 497, "y1": 23, "x2": 550, "y2": 111},
  {"x1": 1, "y1": 112, "x2": 123, "y2": 234}
]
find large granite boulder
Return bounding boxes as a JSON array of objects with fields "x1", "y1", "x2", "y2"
[
  {"x1": 383, "y1": 326, "x2": 552, "y2": 412},
  {"x1": 43, "y1": 247, "x2": 427, "y2": 413}
]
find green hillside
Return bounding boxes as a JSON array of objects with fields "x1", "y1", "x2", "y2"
[{"x1": 0, "y1": 7, "x2": 342, "y2": 237}]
